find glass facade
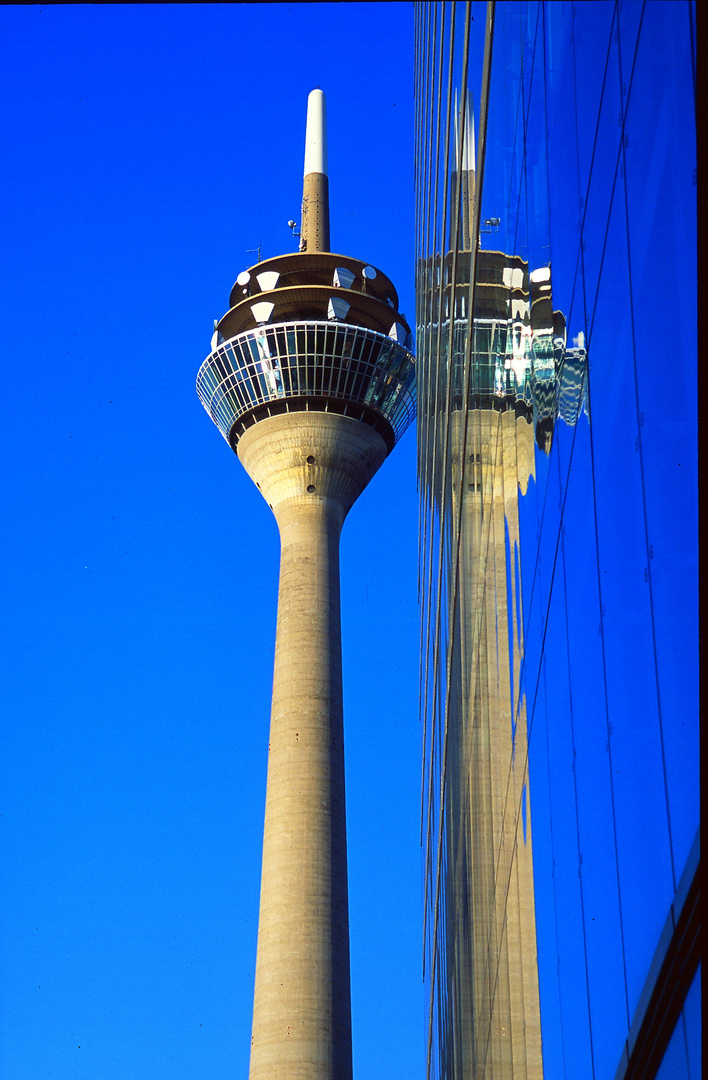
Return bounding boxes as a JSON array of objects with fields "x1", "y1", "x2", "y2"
[
  {"x1": 414, "y1": 3, "x2": 697, "y2": 1078},
  {"x1": 196, "y1": 321, "x2": 416, "y2": 450}
]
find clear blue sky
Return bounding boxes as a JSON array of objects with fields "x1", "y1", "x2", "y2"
[{"x1": 0, "y1": 5, "x2": 422, "y2": 1078}]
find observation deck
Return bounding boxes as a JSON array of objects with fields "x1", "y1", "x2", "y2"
[{"x1": 197, "y1": 251, "x2": 416, "y2": 453}]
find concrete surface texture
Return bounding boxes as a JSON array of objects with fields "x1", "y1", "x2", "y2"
[
  {"x1": 238, "y1": 411, "x2": 388, "y2": 1080},
  {"x1": 449, "y1": 408, "x2": 542, "y2": 1077},
  {"x1": 301, "y1": 171, "x2": 330, "y2": 254}
]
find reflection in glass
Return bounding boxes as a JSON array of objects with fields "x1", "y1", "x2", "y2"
[{"x1": 415, "y1": 2, "x2": 696, "y2": 1079}]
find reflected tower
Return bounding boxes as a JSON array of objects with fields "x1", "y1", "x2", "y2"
[
  {"x1": 196, "y1": 90, "x2": 415, "y2": 1080},
  {"x1": 418, "y1": 89, "x2": 586, "y2": 1079}
]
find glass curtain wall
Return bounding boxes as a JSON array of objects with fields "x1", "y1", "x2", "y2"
[{"x1": 414, "y1": 3, "x2": 698, "y2": 1078}]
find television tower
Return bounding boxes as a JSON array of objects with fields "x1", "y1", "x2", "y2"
[{"x1": 196, "y1": 89, "x2": 415, "y2": 1080}]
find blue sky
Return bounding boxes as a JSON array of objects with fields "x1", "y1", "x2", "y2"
[{"x1": 0, "y1": 5, "x2": 423, "y2": 1077}]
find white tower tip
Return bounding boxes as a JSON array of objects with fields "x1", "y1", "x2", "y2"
[{"x1": 304, "y1": 88, "x2": 328, "y2": 178}]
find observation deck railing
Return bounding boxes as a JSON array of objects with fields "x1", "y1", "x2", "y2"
[{"x1": 196, "y1": 320, "x2": 416, "y2": 450}]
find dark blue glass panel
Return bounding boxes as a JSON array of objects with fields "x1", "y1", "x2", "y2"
[
  {"x1": 497, "y1": 0, "x2": 697, "y2": 1073},
  {"x1": 415, "y1": 3, "x2": 696, "y2": 1075},
  {"x1": 654, "y1": 962, "x2": 700, "y2": 1080},
  {"x1": 683, "y1": 961, "x2": 702, "y2": 1080}
]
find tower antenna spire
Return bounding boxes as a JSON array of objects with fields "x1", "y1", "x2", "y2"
[{"x1": 300, "y1": 88, "x2": 330, "y2": 252}]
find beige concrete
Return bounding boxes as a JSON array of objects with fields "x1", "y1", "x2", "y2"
[
  {"x1": 449, "y1": 169, "x2": 476, "y2": 251},
  {"x1": 447, "y1": 408, "x2": 543, "y2": 1080},
  {"x1": 237, "y1": 411, "x2": 388, "y2": 1080},
  {"x1": 301, "y1": 172, "x2": 330, "y2": 253}
]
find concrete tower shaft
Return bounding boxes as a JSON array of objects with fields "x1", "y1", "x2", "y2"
[
  {"x1": 238, "y1": 413, "x2": 388, "y2": 1080},
  {"x1": 238, "y1": 411, "x2": 388, "y2": 519}
]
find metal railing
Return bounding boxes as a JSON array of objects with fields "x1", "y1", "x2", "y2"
[{"x1": 196, "y1": 320, "x2": 416, "y2": 448}]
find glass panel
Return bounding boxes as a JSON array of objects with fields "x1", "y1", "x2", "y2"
[
  {"x1": 195, "y1": 322, "x2": 414, "y2": 445},
  {"x1": 414, "y1": 2, "x2": 696, "y2": 1076}
]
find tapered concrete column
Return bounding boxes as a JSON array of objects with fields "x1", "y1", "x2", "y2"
[
  {"x1": 446, "y1": 409, "x2": 543, "y2": 1079},
  {"x1": 251, "y1": 497, "x2": 350, "y2": 1080},
  {"x1": 238, "y1": 411, "x2": 388, "y2": 1080}
]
